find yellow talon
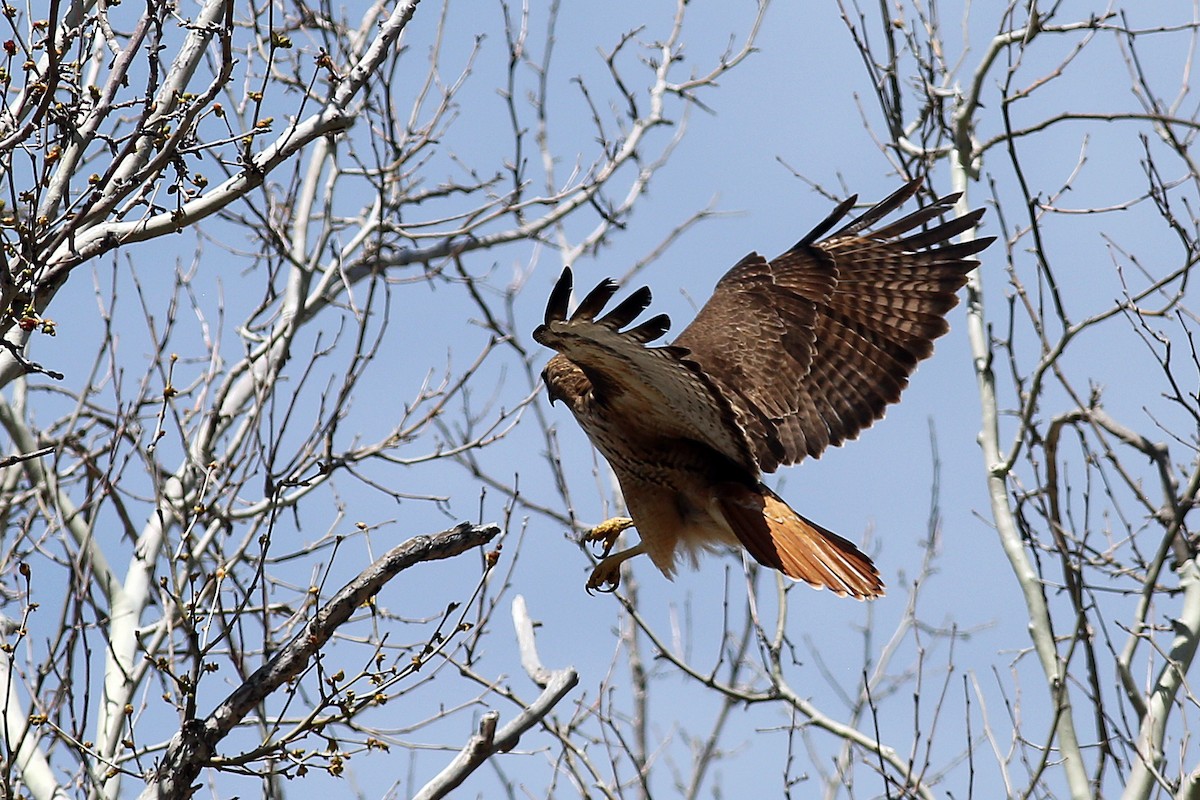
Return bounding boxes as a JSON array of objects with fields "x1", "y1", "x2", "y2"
[
  {"x1": 584, "y1": 516, "x2": 634, "y2": 558},
  {"x1": 586, "y1": 558, "x2": 624, "y2": 594},
  {"x1": 582, "y1": 524, "x2": 644, "y2": 595}
]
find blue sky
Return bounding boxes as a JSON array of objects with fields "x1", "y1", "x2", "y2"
[{"x1": 20, "y1": 0, "x2": 1200, "y2": 797}]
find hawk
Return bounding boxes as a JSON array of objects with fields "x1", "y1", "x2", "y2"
[{"x1": 534, "y1": 179, "x2": 993, "y2": 598}]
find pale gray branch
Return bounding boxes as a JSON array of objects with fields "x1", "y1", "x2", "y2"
[
  {"x1": 138, "y1": 522, "x2": 499, "y2": 800},
  {"x1": 412, "y1": 595, "x2": 579, "y2": 800}
]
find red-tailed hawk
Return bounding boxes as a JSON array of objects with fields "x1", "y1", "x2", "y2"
[{"x1": 534, "y1": 179, "x2": 993, "y2": 598}]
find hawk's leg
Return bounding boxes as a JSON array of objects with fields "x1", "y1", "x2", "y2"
[{"x1": 583, "y1": 516, "x2": 637, "y2": 593}]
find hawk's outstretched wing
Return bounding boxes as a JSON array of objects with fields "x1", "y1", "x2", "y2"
[{"x1": 673, "y1": 179, "x2": 993, "y2": 472}]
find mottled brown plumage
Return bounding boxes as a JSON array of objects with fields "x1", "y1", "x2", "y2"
[{"x1": 534, "y1": 179, "x2": 993, "y2": 598}]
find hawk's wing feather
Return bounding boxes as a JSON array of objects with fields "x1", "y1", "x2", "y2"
[
  {"x1": 542, "y1": 267, "x2": 666, "y2": 339},
  {"x1": 668, "y1": 251, "x2": 837, "y2": 469},
  {"x1": 573, "y1": 278, "x2": 621, "y2": 322},
  {"x1": 826, "y1": 181, "x2": 943, "y2": 240},
  {"x1": 675, "y1": 178, "x2": 995, "y2": 472},
  {"x1": 543, "y1": 267, "x2": 574, "y2": 325},
  {"x1": 597, "y1": 286, "x2": 653, "y2": 330},
  {"x1": 625, "y1": 313, "x2": 672, "y2": 344},
  {"x1": 795, "y1": 194, "x2": 859, "y2": 247}
]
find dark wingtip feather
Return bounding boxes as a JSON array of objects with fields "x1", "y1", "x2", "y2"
[
  {"x1": 598, "y1": 285, "x2": 653, "y2": 330},
  {"x1": 572, "y1": 278, "x2": 620, "y2": 322},
  {"x1": 626, "y1": 312, "x2": 671, "y2": 344},
  {"x1": 796, "y1": 194, "x2": 858, "y2": 248},
  {"x1": 970, "y1": 235, "x2": 997, "y2": 257},
  {"x1": 544, "y1": 268, "x2": 574, "y2": 325},
  {"x1": 831, "y1": 177, "x2": 925, "y2": 239}
]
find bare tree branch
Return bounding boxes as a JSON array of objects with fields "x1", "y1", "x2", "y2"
[
  {"x1": 139, "y1": 522, "x2": 500, "y2": 800},
  {"x1": 411, "y1": 595, "x2": 578, "y2": 800}
]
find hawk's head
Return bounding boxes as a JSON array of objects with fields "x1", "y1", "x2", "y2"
[
  {"x1": 534, "y1": 266, "x2": 670, "y2": 415},
  {"x1": 541, "y1": 354, "x2": 590, "y2": 410}
]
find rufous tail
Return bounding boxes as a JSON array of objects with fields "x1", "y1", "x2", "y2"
[{"x1": 716, "y1": 483, "x2": 884, "y2": 599}]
